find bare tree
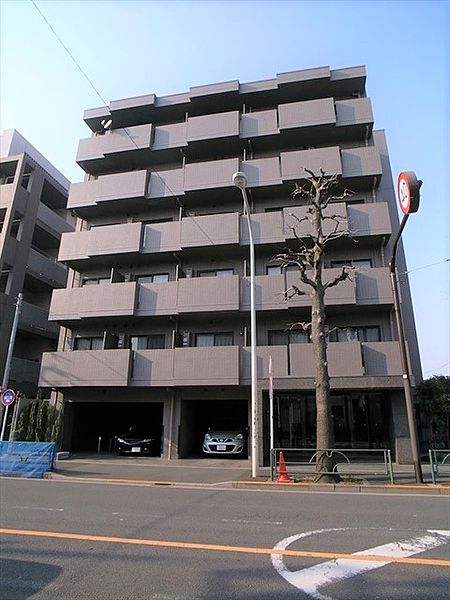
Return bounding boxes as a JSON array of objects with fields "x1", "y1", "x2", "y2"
[{"x1": 274, "y1": 169, "x2": 353, "y2": 482}]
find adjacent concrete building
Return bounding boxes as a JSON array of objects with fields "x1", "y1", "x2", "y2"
[
  {"x1": 0, "y1": 130, "x2": 73, "y2": 412},
  {"x1": 39, "y1": 66, "x2": 422, "y2": 463}
]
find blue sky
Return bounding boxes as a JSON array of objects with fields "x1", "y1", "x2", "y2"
[{"x1": 1, "y1": 0, "x2": 449, "y2": 377}]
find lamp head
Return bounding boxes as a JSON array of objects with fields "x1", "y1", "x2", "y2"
[{"x1": 232, "y1": 171, "x2": 248, "y2": 190}]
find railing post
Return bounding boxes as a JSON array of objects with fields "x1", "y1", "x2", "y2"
[
  {"x1": 429, "y1": 449, "x2": 436, "y2": 484},
  {"x1": 387, "y1": 449, "x2": 394, "y2": 484}
]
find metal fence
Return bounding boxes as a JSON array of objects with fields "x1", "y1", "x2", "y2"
[
  {"x1": 270, "y1": 447, "x2": 394, "y2": 484},
  {"x1": 429, "y1": 449, "x2": 450, "y2": 484}
]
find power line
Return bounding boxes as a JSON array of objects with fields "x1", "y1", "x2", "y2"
[
  {"x1": 30, "y1": 0, "x2": 217, "y2": 248},
  {"x1": 400, "y1": 259, "x2": 449, "y2": 276},
  {"x1": 423, "y1": 361, "x2": 450, "y2": 375}
]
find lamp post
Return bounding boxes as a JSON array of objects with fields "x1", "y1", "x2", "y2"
[
  {"x1": 390, "y1": 172, "x2": 423, "y2": 483},
  {"x1": 233, "y1": 171, "x2": 258, "y2": 478}
]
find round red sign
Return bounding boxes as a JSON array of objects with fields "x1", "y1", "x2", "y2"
[
  {"x1": 398, "y1": 172, "x2": 421, "y2": 215},
  {"x1": 1, "y1": 389, "x2": 15, "y2": 407}
]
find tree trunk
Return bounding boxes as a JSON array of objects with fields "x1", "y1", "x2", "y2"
[{"x1": 311, "y1": 200, "x2": 340, "y2": 483}]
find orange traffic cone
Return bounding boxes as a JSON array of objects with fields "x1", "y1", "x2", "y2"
[{"x1": 277, "y1": 451, "x2": 290, "y2": 482}]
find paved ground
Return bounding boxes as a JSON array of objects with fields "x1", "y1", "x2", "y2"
[{"x1": 51, "y1": 453, "x2": 450, "y2": 492}]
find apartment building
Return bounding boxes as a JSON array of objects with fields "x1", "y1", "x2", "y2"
[
  {"x1": 0, "y1": 130, "x2": 73, "y2": 410},
  {"x1": 39, "y1": 66, "x2": 422, "y2": 463}
]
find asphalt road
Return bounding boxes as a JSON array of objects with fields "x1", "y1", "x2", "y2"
[{"x1": 0, "y1": 477, "x2": 449, "y2": 600}]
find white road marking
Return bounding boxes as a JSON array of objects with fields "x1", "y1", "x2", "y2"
[
  {"x1": 112, "y1": 512, "x2": 164, "y2": 518},
  {"x1": 271, "y1": 528, "x2": 450, "y2": 600},
  {"x1": 223, "y1": 518, "x2": 283, "y2": 526},
  {"x1": 14, "y1": 506, "x2": 64, "y2": 512}
]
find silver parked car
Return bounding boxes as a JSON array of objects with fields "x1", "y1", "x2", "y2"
[{"x1": 202, "y1": 428, "x2": 246, "y2": 456}]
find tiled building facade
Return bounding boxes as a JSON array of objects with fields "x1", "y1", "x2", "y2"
[{"x1": 39, "y1": 66, "x2": 422, "y2": 463}]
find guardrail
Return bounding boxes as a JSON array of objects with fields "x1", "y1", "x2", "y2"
[
  {"x1": 429, "y1": 449, "x2": 450, "y2": 484},
  {"x1": 270, "y1": 447, "x2": 394, "y2": 484}
]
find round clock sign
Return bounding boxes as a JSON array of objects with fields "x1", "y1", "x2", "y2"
[{"x1": 397, "y1": 171, "x2": 421, "y2": 215}]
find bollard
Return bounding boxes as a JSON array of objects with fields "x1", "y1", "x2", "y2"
[{"x1": 97, "y1": 436, "x2": 102, "y2": 454}]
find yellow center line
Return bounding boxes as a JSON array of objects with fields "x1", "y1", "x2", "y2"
[{"x1": 1, "y1": 528, "x2": 449, "y2": 567}]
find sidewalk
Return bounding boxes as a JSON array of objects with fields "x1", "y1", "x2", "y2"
[{"x1": 49, "y1": 453, "x2": 450, "y2": 494}]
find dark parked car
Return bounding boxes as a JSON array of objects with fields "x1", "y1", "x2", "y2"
[{"x1": 116, "y1": 427, "x2": 155, "y2": 455}]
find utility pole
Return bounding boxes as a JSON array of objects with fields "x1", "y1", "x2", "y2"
[{"x1": 0, "y1": 293, "x2": 23, "y2": 440}]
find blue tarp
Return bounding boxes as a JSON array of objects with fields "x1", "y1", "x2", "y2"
[{"x1": 0, "y1": 441, "x2": 56, "y2": 478}]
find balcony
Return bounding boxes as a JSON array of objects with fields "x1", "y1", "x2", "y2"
[
  {"x1": 184, "y1": 158, "x2": 239, "y2": 192},
  {"x1": 279, "y1": 97, "x2": 336, "y2": 130},
  {"x1": 173, "y1": 346, "x2": 239, "y2": 386},
  {"x1": 240, "y1": 275, "x2": 286, "y2": 311},
  {"x1": 19, "y1": 301, "x2": 59, "y2": 338},
  {"x1": 76, "y1": 124, "x2": 153, "y2": 173},
  {"x1": 187, "y1": 111, "x2": 239, "y2": 143},
  {"x1": 178, "y1": 274, "x2": 240, "y2": 313},
  {"x1": 284, "y1": 202, "x2": 348, "y2": 239},
  {"x1": 147, "y1": 168, "x2": 184, "y2": 199},
  {"x1": 26, "y1": 248, "x2": 67, "y2": 288},
  {"x1": 341, "y1": 147, "x2": 382, "y2": 188},
  {"x1": 335, "y1": 98, "x2": 373, "y2": 128},
  {"x1": 39, "y1": 349, "x2": 132, "y2": 387},
  {"x1": 180, "y1": 212, "x2": 239, "y2": 248},
  {"x1": 347, "y1": 202, "x2": 391, "y2": 238},
  {"x1": 240, "y1": 345, "x2": 288, "y2": 381},
  {"x1": 136, "y1": 281, "x2": 178, "y2": 316},
  {"x1": 152, "y1": 122, "x2": 187, "y2": 150},
  {"x1": 355, "y1": 268, "x2": 393, "y2": 305},
  {"x1": 240, "y1": 211, "x2": 284, "y2": 246},
  {"x1": 240, "y1": 109, "x2": 279, "y2": 138},
  {"x1": 242, "y1": 157, "x2": 282, "y2": 188},
  {"x1": 68, "y1": 170, "x2": 148, "y2": 217},
  {"x1": 87, "y1": 222, "x2": 142, "y2": 257},
  {"x1": 10, "y1": 357, "x2": 40, "y2": 387},
  {"x1": 36, "y1": 202, "x2": 73, "y2": 239},
  {"x1": 131, "y1": 349, "x2": 174, "y2": 386},
  {"x1": 281, "y1": 146, "x2": 342, "y2": 181},
  {"x1": 0, "y1": 184, "x2": 28, "y2": 214},
  {"x1": 286, "y1": 268, "x2": 356, "y2": 307},
  {"x1": 362, "y1": 342, "x2": 403, "y2": 376},
  {"x1": 49, "y1": 282, "x2": 137, "y2": 322},
  {"x1": 142, "y1": 221, "x2": 181, "y2": 253},
  {"x1": 0, "y1": 182, "x2": 14, "y2": 210},
  {"x1": 290, "y1": 342, "x2": 364, "y2": 377}
]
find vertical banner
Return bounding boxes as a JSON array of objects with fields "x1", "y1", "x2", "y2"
[{"x1": 269, "y1": 354, "x2": 274, "y2": 452}]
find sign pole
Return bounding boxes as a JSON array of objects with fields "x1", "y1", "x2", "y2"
[
  {"x1": 389, "y1": 171, "x2": 423, "y2": 483},
  {"x1": 269, "y1": 355, "x2": 274, "y2": 452}
]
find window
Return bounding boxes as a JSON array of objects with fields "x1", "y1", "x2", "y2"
[
  {"x1": 195, "y1": 332, "x2": 233, "y2": 347},
  {"x1": 130, "y1": 334, "x2": 166, "y2": 350},
  {"x1": 136, "y1": 273, "x2": 169, "y2": 284},
  {"x1": 74, "y1": 337, "x2": 103, "y2": 350},
  {"x1": 198, "y1": 269, "x2": 234, "y2": 278},
  {"x1": 331, "y1": 259, "x2": 372, "y2": 269},
  {"x1": 266, "y1": 265, "x2": 282, "y2": 275},
  {"x1": 268, "y1": 330, "x2": 309, "y2": 345},
  {"x1": 141, "y1": 217, "x2": 173, "y2": 224},
  {"x1": 82, "y1": 277, "x2": 110, "y2": 286},
  {"x1": 331, "y1": 326, "x2": 381, "y2": 343}
]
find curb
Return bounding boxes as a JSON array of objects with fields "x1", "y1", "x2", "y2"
[{"x1": 43, "y1": 472, "x2": 450, "y2": 494}]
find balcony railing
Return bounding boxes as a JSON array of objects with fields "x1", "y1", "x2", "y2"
[
  {"x1": 49, "y1": 282, "x2": 137, "y2": 321},
  {"x1": 76, "y1": 124, "x2": 152, "y2": 164},
  {"x1": 26, "y1": 248, "x2": 67, "y2": 288},
  {"x1": 279, "y1": 97, "x2": 336, "y2": 130},
  {"x1": 39, "y1": 341, "x2": 405, "y2": 389},
  {"x1": 68, "y1": 170, "x2": 148, "y2": 211},
  {"x1": 39, "y1": 349, "x2": 132, "y2": 387},
  {"x1": 36, "y1": 202, "x2": 73, "y2": 238},
  {"x1": 19, "y1": 301, "x2": 59, "y2": 338}
]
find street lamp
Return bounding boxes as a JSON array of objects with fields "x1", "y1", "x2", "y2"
[
  {"x1": 390, "y1": 171, "x2": 423, "y2": 484},
  {"x1": 233, "y1": 171, "x2": 258, "y2": 478}
]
